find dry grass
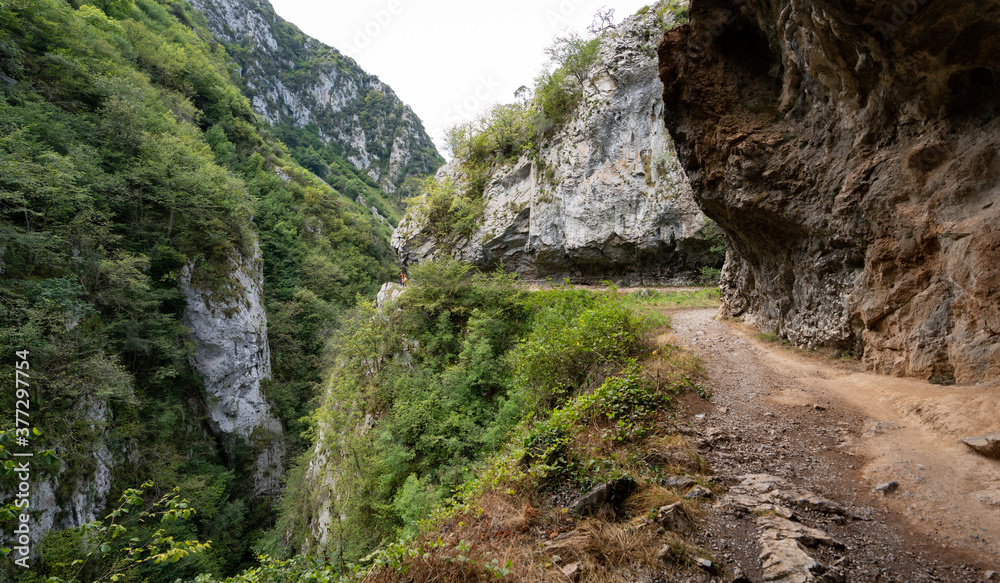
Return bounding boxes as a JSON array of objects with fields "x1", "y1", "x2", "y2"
[
  {"x1": 625, "y1": 485, "x2": 682, "y2": 517},
  {"x1": 642, "y1": 435, "x2": 709, "y2": 475},
  {"x1": 367, "y1": 487, "x2": 562, "y2": 583},
  {"x1": 572, "y1": 519, "x2": 663, "y2": 578}
]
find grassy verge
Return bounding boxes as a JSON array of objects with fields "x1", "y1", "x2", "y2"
[{"x1": 622, "y1": 288, "x2": 722, "y2": 310}]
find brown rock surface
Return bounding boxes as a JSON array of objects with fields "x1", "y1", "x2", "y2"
[{"x1": 657, "y1": 0, "x2": 1000, "y2": 383}]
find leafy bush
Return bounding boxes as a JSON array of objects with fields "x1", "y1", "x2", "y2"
[
  {"x1": 509, "y1": 288, "x2": 646, "y2": 410},
  {"x1": 657, "y1": 0, "x2": 690, "y2": 25},
  {"x1": 270, "y1": 264, "x2": 658, "y2": 565},
  {"x1": 522, "y1": 360, "x2": 667, "y2": 481},
  {"x1": 544, "y1": 33, "x2": 602, "y2": 89},
  {"x1": 403, "y1": 177, "x2": 484, "y2": 241}
]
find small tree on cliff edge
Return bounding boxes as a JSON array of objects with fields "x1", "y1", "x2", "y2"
[{"x1": 544, "y1": 31, "x2": 602, "y2": 90}]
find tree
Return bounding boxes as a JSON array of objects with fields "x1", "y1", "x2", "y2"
[
  {"x1": 479, "y1": 103, "x2": 532, "y2": 159},
  {"x1": 587, "y1": 6, "x2": 616, "y2": 34},
  {"x1": 47, "y1": 482, "x2": 210, "y2": 583},
  {"x1": 544, "y1": 32, "x2": 602, "y2": 89}
]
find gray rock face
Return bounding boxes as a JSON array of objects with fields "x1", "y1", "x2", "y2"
[
  {"x1": 393, "y1": 5, "x2": 718, "y2": 284},
  {"x1": 188, "y1": 0, "x2": 441, "y2": 192},
  {"x1": 22, "y1": 399, "x2": 115, "y2": 551},
  {"x1": 180, "y1": 242, "x2": 284, "y2": 496},
  {"x1": 376, "y1": 282, "x2": 404, "y2": 308}
]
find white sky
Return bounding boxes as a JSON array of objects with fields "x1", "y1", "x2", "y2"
[{"x1": 266, "y1": 0, "x2": 654, "y2": 156}]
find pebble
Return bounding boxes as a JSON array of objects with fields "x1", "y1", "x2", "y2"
[
  {"x1": 875, "y1": 481, "x2": 900, "y2": 496},
  {"x1": 685, "y1": 485, "x2": 714, "y2": 499}
]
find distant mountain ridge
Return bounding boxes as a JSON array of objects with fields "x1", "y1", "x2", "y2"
[{"x1": 188, "y1": 0, "x2": 443, "y2": 193}]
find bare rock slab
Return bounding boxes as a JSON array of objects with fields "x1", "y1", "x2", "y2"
[{"x1": 758, "y1": 516, "x2": 843, "y2": 583}]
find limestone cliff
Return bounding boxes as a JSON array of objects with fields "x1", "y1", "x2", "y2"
[
  {"x1": 180, "y1": 242, "x2": 284, "y2": 496},
  {"x1": 393, "y1": 5, "x2": 719, "y2": 285},
  {"x1": 23, "y1": 400, "x2": 115, "y2": 550},
  {"x1": 188, "y1": 0, "x2": 441, "y2": 193},
  {"x1": 658, "y1": 0, "x2": 1000, "y2": 383}
]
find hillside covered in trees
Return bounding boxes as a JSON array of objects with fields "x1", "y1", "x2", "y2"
[{"x1": 0, "y1": 0, "x2": 420, "y2": 577}]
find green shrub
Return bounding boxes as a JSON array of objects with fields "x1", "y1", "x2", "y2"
[
  {"x1": 403, "y1": 177, "x2": 484, "y2": 242},
  {"x1": 521, "y1": 360, "x2": 668, "y2": 485},
  {"x1": 509, "y1": 289, "x2": 646, "y2": 410},
  {"x1": 272, "y1": 265, "x2": 658, "y2": 563},
  {"x1": 698, "y1": 266, "x2": 722, "y2": 285},
  {"x1": 544, "y1": 33, "x2": 602, "y2": 89}
]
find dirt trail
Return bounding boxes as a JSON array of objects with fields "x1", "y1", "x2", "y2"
[{"x1": 665, "y1": 308, "x2": 1000, "y2": 582}]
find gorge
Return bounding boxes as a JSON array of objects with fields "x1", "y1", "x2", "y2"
[{"x1": 1, "y1": 0, "x2": 997, "y2": 581}]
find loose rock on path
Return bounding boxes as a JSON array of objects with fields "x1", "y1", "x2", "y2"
[{"x1": 663, "y1": 308, "x2": 1000, "y2": 582}]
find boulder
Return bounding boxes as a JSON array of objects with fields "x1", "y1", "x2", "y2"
[
  {"x1": 962, "y1": 433, "x2": 1000, "y2": 459},
  {"x1": 657, "y1": 502, "x2": 692, "y2": 532},
  {"x1": 567, "y1": 477, "x2": 638, "y2": 518}
]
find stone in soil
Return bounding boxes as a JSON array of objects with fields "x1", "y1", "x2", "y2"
[
  {"x1": 684, "y1": 485, "x2": 713, "y2": 499},
  {"x1": 567, "y1": 476, "x2": 638, "y2": 518},
  {"x1": 657, "y1": 502, "x2": 692, "y2": 532},
  {"x1": 962, "y1": 433, "x2": 1000, "y2": 459},
  {"x1": 561, "y1": 562, "x2": 582, "y2": 582},
  {"x1": 758, "y1": 515, "x2": 843, "y2": 583},
  {"x1": 874, "y1": 481, "x2": 900, "y2": 496}
]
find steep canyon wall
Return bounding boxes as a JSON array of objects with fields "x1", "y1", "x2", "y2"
[
  {"x1": 393, "y1": 6, "x2": 719, "y2": 284},
  {"x1": 658, "y1": 0, "x2": 1000, "y2": 383}
]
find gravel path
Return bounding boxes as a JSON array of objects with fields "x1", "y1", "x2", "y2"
[{"x1": 665, "y1": 309, "x2": 1000, "y2": 582}]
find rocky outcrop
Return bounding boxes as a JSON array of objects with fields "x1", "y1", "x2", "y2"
[
  {"x1": 658, "y1": 0, "x2": 1000, "y2": 383},
  {"x1": 181, "y1": 242, "x2": 284, "y2": 496},
  {"x1": 723, "y1": 474, "x2": 846, "y2": 582},
  {"x1": 188, "y1": 0, "x2": 441, "y2": 192},
  {"x1": 393, "y1": 5, "x2": 720, "y2": 285},
  {"x1": 961, "y1": 433, "x2": 1000, "y2": 459},
  {"x1": 16, "y1": 399, "x2": 115, "y2": 551},
  {"x1": 376, "y1": 282, "x2": 404, "y2": 308}
]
